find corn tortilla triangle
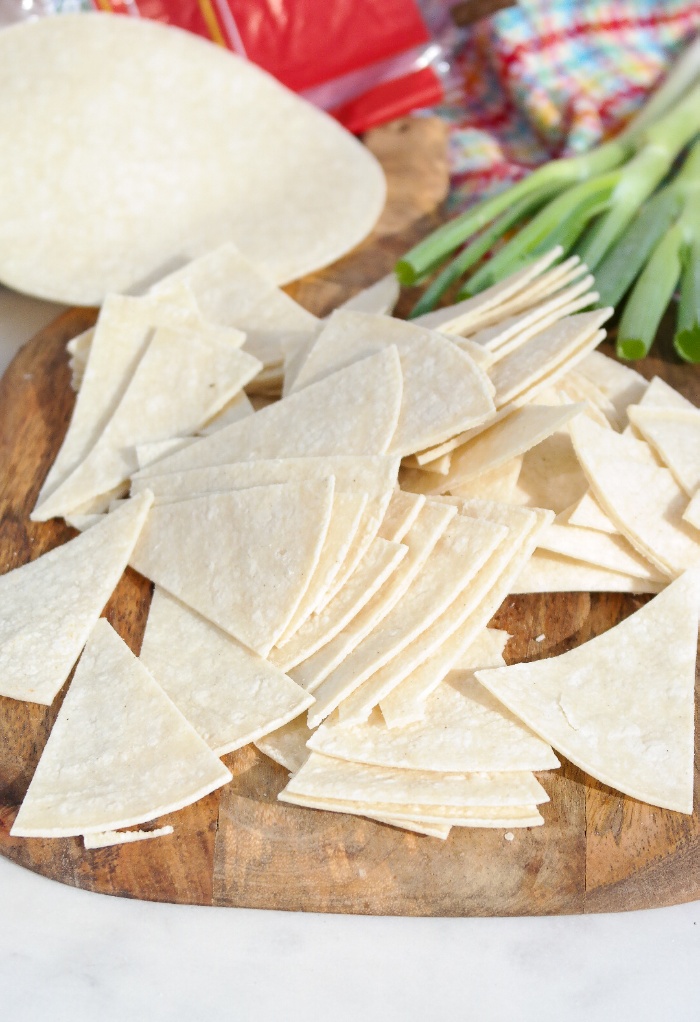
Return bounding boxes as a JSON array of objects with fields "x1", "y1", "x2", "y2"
[
  {"x1": 11, "y1": 619, "x2": 231, "y2": 837},
  {"x1": 476, "y1": 571, "x2": 699, "y2": 813}
]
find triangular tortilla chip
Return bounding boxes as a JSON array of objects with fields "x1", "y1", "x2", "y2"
[
  {"x1": 270, "y1": 538, "x2": 408, "y2": 673},
  {"x1": 511, "y1": 550, "x2": 664, "y2": 594},
  {"x1": 11, "y1": 620, "x2": 231, "y2": 837},
  {"x1": 135, "y1": 437, "x2": 196, "y2": 471},
  {"x1": 134, "y1": 347, "x2": 404, "y2": 478},
  {"x1": 288, "y1": 310, "x2": 495, "y2": 456},
  {"x1": 0, "y1": 492, "x2": 152, "y2": 704},
  {"x1": 512, "y1": 430, "x2": 589, "y2": 514},
  {"x1": 140, "y1": 589, "x2": 313, "y2": 756},
  {"x1": 130, "y1": 480, "x2": 335, "y2": 656},
  {"x1": 338, "y1": 274, "x2": 400, "y2": 316},
  {"x1": 334, "y1": 515, "x2": 508, "y2": 726},
  {"x1": 35, "y1": 288, "x2": 203, "y2": 506},
  {"x1": 151, "y1": 243, "x2": 319, "y2": 367},
  {"x1": 278, "y1": 792, "x2": 543, "y2": 828},
  {"x1": 310, "y1": 665, "x2": 558, "y2": 773},
  {"x1": 639, "y1": 375, "x2": 696, "y2": 412},
  {"x1": 448, "y1": 457, "x2": 523, "y2": 503},
  {"x1": 289, "y1": 502, "x2": 456, "y2": 694},
  {"x1": 35, "y1": 324, "x2": 258, "y2": 520},
  {"x1": 376, "y1": 490, "x2": 425, "y2": 543},
  {"x1": 199, "y1": 391, "x2": 254, "y2": 435},
  {"x1": 627, "y1": 406, "x2": 700, "y2": 496},
  {"x1": 539, "y1": 512, "x2": 665, "y2": 582},
  {"x1": 575, "y1": 349, "x2": 648, "y2": 423},
  {"x1": 476, "y1": 571, "x2": 699, "y2": 813},
  {"x1": 684, "y1": 490, "x2": 700, "y2": 530},
  {"x1": 282, "y1": 751, "x2": 549, "y2": 807},
  {"x1": 567, "y1": 491, "x2": 618, "y2": 534},
  {"x1": 570, "y1": 416, "x2": 700, "y2": 577},
  {"x1": 255, "y1": 716, "x2": 314, "y2": 774}
]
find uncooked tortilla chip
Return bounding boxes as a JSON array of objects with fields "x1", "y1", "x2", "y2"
[
  {"x1": 270, "y1": 538, "x2": 408, "y2": 672},
  {"x1": 282, "y1": 752, "x2": 549, "y2": 807},
  {"x1": 539, "y1": 512, "x2": 665, "y2": 581},
  {"x1": 135, "y1": 438, "x2": 196, "y2": 471},
  {"x1": 448, "y1": 457, "x2": 523, "y2": 503},
  {"x1": 684, "y1": 490, "x2": 700, "y2": 530},
  {"x1": 278, "y1": 792, "x2": 543, "y2": 828},
  {"x1": 476, "y1": 571, "x2": 699, "y2": 813},
  {"x1": 567, "y1": 491, "x2": 619, "y2": 534},
  {"x1": 376, "y1": 490, "x2": 426, "y2": 544},
  {"x1": 511, "y1": 550, "x2": 664, "y2": 594},
  {"x1": 35, "y1": 325, "x2": 259, "y2": 520},
  {"x1": 379, "y1": 504, "x2": 549, "y2": 727},
  {"x1": 638, "y1": 375, "x2": 695, "y2": 412},
  {"x1": 570, "y1": 416, "x2": 700, "y2": 577},
  {"x1": 0, "y1": 492, "x2": 152, "y2": 704},
  {"x1": 290, "y1": 502, "x2": 456, "y2": 693},
  {"x1": 333, "y1": 516, "x2": 508, "y2": 726},
  {"x1": 35, "y1": 288, "x2": 202, "y2": 506},
  {"x1": 511, "y1": 430, "x2": 589, "y2": 514},
  {"x1": 575, "y1": 350, "x2": 648, "y2": 423},
  {"x1": 627, "y1": 406, "x2": 700, "y2": 496},
  {"x1": 130, "y1": 479, "x2": 335, "y2": 656},
  {"x1": 199, "y1": 391, "x2": 254, "y2": 435},
  {"x1": 151, "y1": 244, "x2": 319, "y2": 368},
  {"x1": 0, "y1": 15, "x2": 386, "y2": 302},
  {"x1": 133, "y1": 347, "x2": 404, "y2": 477},
  {"x1": 11, "y1": 620, "x2": 231, "y2": 837},
  {"x1": 255, "y1": 715, "x2": 313, "y2": 774},
  {"x1": 339, "y1": 274, "x2": 400, "y2": 316},
  {"x1": 140, "y1": 589, "x2": 313, "y2": 756},
  {"x1": 310, "y1": 667, "x2": 558, "y2": 773},
  {"x1": 83, "y1": 826, "x2": 174, "y2": 849},
  {"x1": 288, "y1": 310, "x2": 495, "y2": 456}
]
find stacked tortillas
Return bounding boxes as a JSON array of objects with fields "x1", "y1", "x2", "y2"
[{"x1": 4, "y1": 242, "x2": 698, "y2": 848}]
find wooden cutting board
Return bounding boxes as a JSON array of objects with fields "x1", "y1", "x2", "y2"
[{"x1": 0, "y1": 118, "x2": 698, "y2": 916}]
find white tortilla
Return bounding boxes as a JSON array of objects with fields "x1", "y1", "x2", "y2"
[
  {"x1": 310, "y1": 670, "x2": 559, "y2": 773},
  {"x1": 289, "y1": 502, "x2": 457, "y2": 694},
  {"x1": 199, "y1": 391, "x2": 254, "y2": 435},
  {"x1": 448, "y1": 457, "x2": 523, "y2": 503},
  {"x1": 282, "y1": 752, "x2": 549, "y2": 807},
  {"x1": 570, "y1": 416, "x2": 700, "y2": 578},
  {"x1": 380, "y1": 504, "x2": 552, "y2": 727},
  {"x1": 575, "y1": 350, "x2": 648, "y2": 423},
  {"x1": 0, "y1": 492, "x2": 152, "y2": 704},
  {"x1": 512, "y1": 430, "x2": 589, "y2": 514},
  {"x1": 289, "y1": 310, "x2": 495, "y2": 456},
  {"x1": 151, "y1": 244, "x2": 319, "y2": 368},
  {"x1": 278, "y1": 792, "x2": 543, "y2": 828},
  {"x1": 639, "y1": 375, "x2": 696, "y2": 411},
  {"x1": 333, "y1": 516, "x2": 508, "y2": 726},
  {"x1": 684, "y1": 490, "x2": 700, "y2": 530},
  {"x1": 11, "y1": 620, "x2": 231, "y2": 837},
  {"x1": 255, "y1": 716, "x2": 313, "y2": 775},
  {"x1": 339, "y1": 274, "x2": 400, "y2": 316},
  {"x1": 413, "y1": 248, "x2": 563, "y2": 335},
  {"x1": 538, "y1": 514, "x2": 665, "y2": 582},
  {"x1": 270, "y1": 538, "x2": 408, "y2": 672},
  {"x1": 0, "y1": 14, "x2": 386, "y2": 302},
  {"x1": 567, "y1": 491, "x2": 619, "y2": 534},
  {"x1": 135, "y1": 438, "x2": 196, "y2": 471},
  {"x1": 627, "y1": 406, "x2": 700, "y2": 496},
  {"x1": 376, "y1": 490, "x2": 426, "y2": 543},
  {"x1": 489, "y1": 310, "x2": 612, "y2": 407},
  {"x1": 34, "y1": 326, "x2": 259, "y2": 520},
  {"x1": 130, "y1": 479, "x2": 335, "y2": 656},
  {"x1": 140, "y1": 589, "x2": 313, "y2": 756},
  {"x1": 511, "y1": 550, "x2": 665, "y2": 594},
  {"x1": 134, "y1": 347, "x2": 404, "y2": 478},
  {"x1": 36, "y1": 289, "x2": 202, "y2": 505},
  {"x1": 476, "y1": 571, "x2": 699, "y2": 813},
  {"x1": 83, "y1": 826, "x2": 174, "y2": 850}
]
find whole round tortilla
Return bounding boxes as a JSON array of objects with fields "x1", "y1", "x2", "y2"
[{"x1": 0, "y1": 13, "x2": 386, "y2": 304}]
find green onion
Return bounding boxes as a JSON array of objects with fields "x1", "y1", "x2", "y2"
[
  {"x1": 675, "y1": 242, "x2": 700, "y2": 362},
  {"x1": 616, "y1": 221, "x2": 684, "y2": 360}
]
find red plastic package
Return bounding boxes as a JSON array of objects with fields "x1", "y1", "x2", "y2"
[{"x1": 90, "y1": 0, "x2": 446, "y2": 132}]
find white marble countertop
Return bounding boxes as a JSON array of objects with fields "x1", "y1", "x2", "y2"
[{"x1": 1, "y1": 286, "x2": 699, "y2": 1022}]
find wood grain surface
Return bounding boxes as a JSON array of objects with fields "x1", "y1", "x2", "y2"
[{"x1": 0, "y1": 117, "x2": 698, "y2": 915}]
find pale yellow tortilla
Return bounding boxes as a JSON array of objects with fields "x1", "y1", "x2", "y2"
[
  {"x1": 130, "y1": 479, "x2": 335, "y2": 656},
  {"x1": 567, "y1": 491, "x2": 619, "y2": 534},
  {"x1": 448, "y1": 457, "x2": 523, "y2": 503},
  {"x1": 0, "y1": 492, "x2": 152, "y2": 704},
  {"x1": 83, "y1": 826, "x2": 174, "y2": 850},
  {"x1": 377, "y1": 491, "x2": 426, "y2": 543},
  {"x1": 290, "y1": 502, "x2": 457, "y2": 694},
  {"x1": 135, "y1": 438, "x2": 196, "y2": 472},
  {"x1": 380, "y1": 504, "x2": 552, "y2": 727},
  {"x1": 413, "y1": 247, "x2": 563, "y2": 335},
  {"x1": 270, "y1": 538, "x2": 408, "y2": 672},
  {"x1": 538, "y1": 513, "x2": 665, "y2": 582},
  {"x1": 638, "y1": 375, "x2": 695, "y2": 411},
  {"x1": 199, "y1": 391, "x2": 254, "y2": 435},
  {"x1": 684, "y1": 490, "x2": 700, "y2": 530},
  {"x1": 489, "y1": 310, "x2": 612, "y2": 407},
  {"x1": 35, "y1": 288, "x2": 202, "y2": 507},
  {"x1": 35, "y1": 325, "x2": 259, "y2": 520},
  {"x1": 133, "y1": 347, "x2": 404, "y2": 478},
  {"x1": 310, "y1": 668, "x2": 558, "y2": 773},
  {"x1": 11, "y1": 620, "x2": 231, "y2": 837},
  {"x1": 278, "y1": 792, "x2": 543, "y2": 829},
  {"x1": 511, "y1": 430, "x2": 589, "y2": 514},
  {"x1": 557, "y1": 369, "x2": 620, "y2": 428},
  {"x1": 570, "y1": 416, "x2": 700, "y2": 578},
  {"x1": 140, "y1": 589, "x2": 313, "y2": 756},
  {"x1": 0, "y1": 14, "x2": 386, "y2": 302},
  {"x1": 511, "y1": 550, "x2": 665, "y2": 594},
  {"x1": 152, "y1": 244, "x2": 319, "y2": 368},
  {"x1": 339, "y1": 274, "x2": 400, "y2": 316},
  {"x1": 627, "y1": 406, "x2": 700, "y2": 496},
  {"x1": 254, "y1": 715, "x2": 313, "y2": 774},
  {"x1": 329, "y1": 516, "x2": 508, "y2": 727},
  {"x1": 288, "y1": 310, "x2": 495, "y2": 457},
  {"x1": 283, "y1": 752, "x2": 549, "y2": 807},
  {"x1": 476, "y1": 570, "x2": 699, "y2": 813},
  {"x1": 575, "y1": 349, "x2": 648, "y2": 423}
]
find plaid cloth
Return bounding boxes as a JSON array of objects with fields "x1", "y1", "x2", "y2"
[{"x1": 431, "y1": 0, "x2": 700, "y2": 211}]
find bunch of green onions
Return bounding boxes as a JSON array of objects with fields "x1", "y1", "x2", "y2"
[{"x1": 396, "y1": 38, "x2": 700, "y2": 363}]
